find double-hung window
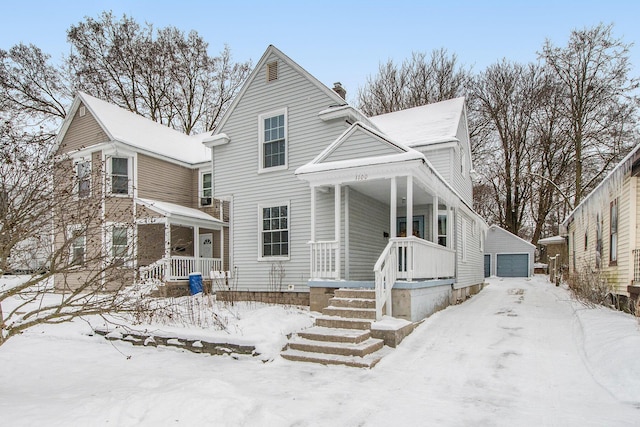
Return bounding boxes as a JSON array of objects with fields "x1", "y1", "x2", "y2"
[
  {"x1": 112, "y1": 226, "x2": 128, "y2": 263},
  {"x1": 259, "y1": 109, "x2": 287, "y2": 171},
  {"x1": 110, "y1": 157, "x2": 129, "y2": 195},
  {"x1": 610, "y1": 199, "x2": 618, "y2": 265},
  {"x1": 200, "y1": 172, "x2": 212, "y2": 206},
  {"x1": 69, "y1": 226, "x2": 86, "y2": 266},
  {"x1": 260, "y1": 204, "x2": 289, "y2": 259},
  {"x1": 76, "y1": 160, "x2": 91, "y2": 198}
]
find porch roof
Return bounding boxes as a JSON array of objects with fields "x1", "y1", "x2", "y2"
[{"x1": 136, "y1": 198, "x2": 225, "y2": 229}]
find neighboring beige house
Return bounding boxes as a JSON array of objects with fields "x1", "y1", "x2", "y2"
[
  {"x1": 563, "y1": 144, "x2": 640, "y2": 306},
  {"x1": 53, "y1": 92, "x2": 228, "y2": 291}
]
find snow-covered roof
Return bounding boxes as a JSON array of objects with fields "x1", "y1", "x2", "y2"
[
  {"x1": 368, "y1": 97, "x2": 464, "y2": 147},
  {"x1": 136, "y1": 198, "x2": 224, "y2": 225},
  {"x1": 77, "y1": 92, "x2": 211, "y2": 165},
  {"x1": 537, "y1": 235, "x2": 566, "y2": 245}
]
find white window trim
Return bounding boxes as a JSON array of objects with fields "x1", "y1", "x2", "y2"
[
  {"x1": 199, "y1": 170, "x2": 213, "y2": 207},
  {"x1": 105, "y1": 222, "x2": 134, "y2": 267},
  {"x1": 67, "y1": 224, "x2": 86, "y2": 267},
  {"x1": 73, "y1": 157, "x2": 92, "y2": 199},
  {"x1": 257, "y1": 201, "x2": 290, "y2": 261},
  {"x1": 258, "y1": 108, "x2": 288, "y2": 173},
  {"x1": 105, "y1": 155, "x2": 134, "y2": 197}
]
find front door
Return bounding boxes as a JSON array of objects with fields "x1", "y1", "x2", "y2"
[
  {"x1": 397, "y1": 216, "x2": 425, "y2": 238},
  {"x1": 199, "y1": 233, "x2": 213, "y2": 258}
]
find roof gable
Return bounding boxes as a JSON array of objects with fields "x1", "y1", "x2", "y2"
[
  {"x1": 487, "y1": 225, "x2": 536, "y2": 249},
  {"x1": 213, "y1": 45, "x2": 348, "y2": 135},
  {"x1": 296, "y1": 122, "x2": 425, "y2": 175},
  {"x1": 55, "y1": 92, "x2": 210, "y2": 165}
]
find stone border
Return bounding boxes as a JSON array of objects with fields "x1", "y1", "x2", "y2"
[{"x1": 94, "y1": 327, "x2": 258, "y2": 358}]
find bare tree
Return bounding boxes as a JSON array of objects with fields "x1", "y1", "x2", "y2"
[
  {"x1": 66, "y1": 11, "x2": 251, "y2": 134},
  {"x1": 470, "y1": 61, "x2": 545, "y2": 236},
  {"x1": 357, "y1": 48, "x2": 471, "y2": 116},
  {"x1": 0, "y1": 124, "x2": 142, "y2": 347},
  {"x1": 0, "y1": 44, "x2": 70, "y2": 134},
  {"x1": 540, "y1": 23, "x2": 639, "y2": 206}
]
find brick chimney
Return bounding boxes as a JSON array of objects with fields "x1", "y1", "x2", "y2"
[{"x1": 333, "y1": 82, "x2": 346, "y2": 99}]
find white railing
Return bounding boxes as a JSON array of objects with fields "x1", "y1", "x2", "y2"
[
  {"x1": 139, "y1": 258, "x2": 168, "y2": 281},
  {"x1": 373, "y1": 237, "x2": 456, "y2": 320},
  {"x1": 309, "y1": 240, "x2": 339, "y2": 279},
  {"x1": 374, "y1": 240, "x2": 398, "y2": 320},
  {"x1": 394, "y1": 237, "x2": 456, "y2": 281},
  {"x1": 140, "y1": 256, "x2": 222, "y2": 281}
]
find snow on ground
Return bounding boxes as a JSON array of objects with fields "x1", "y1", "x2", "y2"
[{"x1": 1, "y1": 275, "x2": 639, "y2": 426}]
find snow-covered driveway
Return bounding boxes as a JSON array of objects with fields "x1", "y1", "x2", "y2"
[{"x1": 1, "y1": 276, "x2": 639, "y2": 426}]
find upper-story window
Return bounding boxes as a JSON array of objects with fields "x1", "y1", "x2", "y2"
[
  {"x1": 108, "y1": 157, "x2": 131, "y2": 196},
  {"x1": 459, "y1": 144, "x2": 466, "y2": 177},
  {"x1": 200, "y1": 171, "x2": 212, "y2": 206},
  {"x1": 259, "y1": 108, "x2": 287, "y2": 172},
  {"x1": 76, "y1": 160, "x2": 91, "y2": 198}
]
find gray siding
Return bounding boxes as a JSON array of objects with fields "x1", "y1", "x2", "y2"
[
  {"x1": 213, "y1": 52, "x2": 349, "y2": 291},
  {"x1": 323, "y1": 130, "x2": 399, "y2": 163},
  {"x1": 422, "y1": 148, "x2": 451, "y2": 183},
  {"x1": 347, "y1": 188, "x2": 389, "y2": 281},
  {"x1": 452, "y1": 119, "x2": 474, "y2": 205},
  {"x1": 454, "y1": 208, "x2": 485, "y2": 288}
]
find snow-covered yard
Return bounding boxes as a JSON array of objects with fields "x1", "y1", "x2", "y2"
[{"x1": 1, "y1": 275, "x2": 639, "y2": 426}]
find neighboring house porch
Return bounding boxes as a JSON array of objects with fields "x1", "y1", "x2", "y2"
[{"x1": 135, "y1": 198, "x2": 226, "y2": 283}]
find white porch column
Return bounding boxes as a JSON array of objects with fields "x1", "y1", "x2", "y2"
[
  {"x1": 335, "y1": 184, "x2": 341, "y2": 280},
  {"x1": 164, "y1": 220, "x2": 171, "y2": 281},
  {"x1": 193, "y1": 225, "x2": 200, "y2": 273},
  {"x1": 432, "y1": 195, "x2": 439, "y2": 244},
  {"x1": 406, "y1": 176, "x2": 413, "y2": 238},
  {"x1": 164, "y1": 221, "x2": 171, "y2": 259},
  {"x1": 390, "y1": 177, "x2": 397, "y2": 238},
  {"x1": 310, "y1": 186, "x2": 316, "y2": 242},
  {"x1": 220, "y1": 227, "x2": 225, "y2": 272}
]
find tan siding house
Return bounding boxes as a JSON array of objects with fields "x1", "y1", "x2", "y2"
[
  {"x1": 53, "y1": 92, "x2": 228, "y2": 291},
  {"x1": 564, "y1": 146, "x2": 640, "y2": 306}
]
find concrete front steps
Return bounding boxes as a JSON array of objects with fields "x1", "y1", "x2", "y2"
[{"x1": 281, "y1": 288, "x2": 414, "y2": 368}]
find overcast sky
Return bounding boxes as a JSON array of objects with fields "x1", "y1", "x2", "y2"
[{"x1": 2, "y1": 0, "x2": 639, "y2": 103}]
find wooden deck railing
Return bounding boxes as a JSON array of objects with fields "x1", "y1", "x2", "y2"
[{"x1": 139, "y1": 256, "x2": 222, "y2": 281}]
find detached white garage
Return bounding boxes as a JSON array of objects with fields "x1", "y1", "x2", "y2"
[{"x1": 484, "y1": 225, "x2": 535, "y2": 277}]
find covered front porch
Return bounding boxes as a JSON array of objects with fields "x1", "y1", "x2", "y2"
[
  {"x1": 296, "y1": 138, "x2": 461, "y2": 321},
  {"x1": 135, "y1": 198, "x2": 226, "y2": 282}
]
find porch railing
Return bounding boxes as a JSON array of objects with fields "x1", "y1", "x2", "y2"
[
  {"x1": 373, "y1": 237, "x2": 456, "y2": 320},
  {"x1": 394, "y1": 237, "x2": 456, "y2": 281},
  {"x1": 309, "y1": 240, "x2": 339, "y2": 279},
  {"x1": 139, "y1": 256, "x2": 223, "y2": 281},
  {"x1": 373, "y1": 240, "x2": 398, "y2": 320}
]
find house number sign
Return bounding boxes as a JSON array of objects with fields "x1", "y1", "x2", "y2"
[{"x1": 355, "y1": 173, "x2": 368, "y2": 181}]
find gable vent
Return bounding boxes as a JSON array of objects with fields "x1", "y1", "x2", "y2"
[
  {"x1": 267, "y1": 61, "x2": 278, "y2": 82},
  {"x1": 79, "y1": 106, "x2": 86, "y2": 117}
]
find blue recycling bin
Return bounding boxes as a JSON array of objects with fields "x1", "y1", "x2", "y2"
[{"x1": 188, "y1": 272, "x2": 203, "y2": 295}]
